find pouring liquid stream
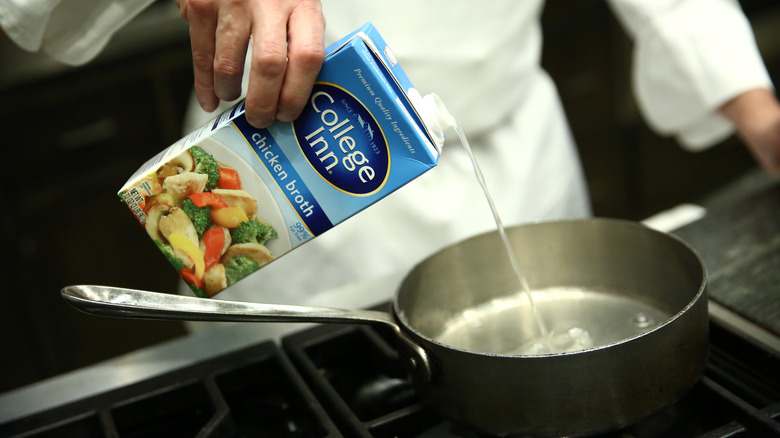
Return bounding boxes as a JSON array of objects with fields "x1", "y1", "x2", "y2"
[
  {"x1": 454, "y1": 123, "x2": 548, "y2": 338},
  {"x1": 454, "y1": 123, "x2": 596, "y2": 354}
]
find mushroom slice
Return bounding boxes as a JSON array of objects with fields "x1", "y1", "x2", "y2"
[
  {"x1": 224, "y1": 243, "x2": 274, "y2": 268},
  {"x1": 159, "y1": 207, "x2": 199, "y2": 245},
  {"x1": 162, "y1": 171, "x2": 208, "y2": 202},
  {"x1": 145, "y1": 203, "x2": 170, "y2": 241},
  {"x1": 158, "y1": 150, "x2": 195, "y2": 179},
  {"x1": 144, "y1": 193, "x2": 176, "y2": 214},
  {"x1": 211, "y1": 188, "x2": 258, "y2": 218},
  {"x1": 203, "y1": 264, "x2": 227, "y2": 296},
  {"x1": 171, "y1": 150, "x2": 195, "y2": 172}
]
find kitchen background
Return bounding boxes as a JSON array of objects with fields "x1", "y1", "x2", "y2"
[{"x1": 0, "y1": 1, "x2": 777, "y2": 394}]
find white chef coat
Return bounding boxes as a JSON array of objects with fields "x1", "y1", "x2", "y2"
[
  {"x1": 0, "y1": 0, "x2": 155, "y2": 65},
  {"x1": 179, "y1": 0, "x2": 773, "y2": 315},
  {"x1": 180, "y1": 1, "x2": 592, "y2": 311},
  {"x1": 3, "y1": 1, "x2": 772, "y2": 316}
]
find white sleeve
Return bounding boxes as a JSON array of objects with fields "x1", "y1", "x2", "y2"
[
  {"x1": 608, "y1": 0, "x2": 774, "y2": 150},
  {"x1": 0, "y1": 0, "x2": 156, "y2": 66}
]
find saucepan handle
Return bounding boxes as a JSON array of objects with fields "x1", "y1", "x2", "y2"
[
  {"x1": 61, "y1": 284, "x2": 432, "y2": 381},
  {"x1": 62, "y1": 284, "x2": 396, "y2": 326}
]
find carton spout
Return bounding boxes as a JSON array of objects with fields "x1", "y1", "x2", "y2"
[{"x1": 407, "y1": 89, "x2": 456, "y2": 150}]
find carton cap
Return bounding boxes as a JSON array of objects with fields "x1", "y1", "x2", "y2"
[{"x1": 407, "y1": 88, "x2": 456, "y2": 150}]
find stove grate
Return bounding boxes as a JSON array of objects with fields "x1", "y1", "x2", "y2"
[
  {"x1": 1, "y1": 313, "x2": 778, "y2": 438},
  {"x1": 282, "y1": 313, "x2": 780, "y2": 438},
  {"x1": 0, "y1": 341, "x2": 340, "y2": 438}
]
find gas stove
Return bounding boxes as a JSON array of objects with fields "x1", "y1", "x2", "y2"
[
  {"x1": 1, "y1": 171, "x2": 779, "y2": 437},
  {"x1": 0, "y1": 306, "x2": 778, "y2": 438}
]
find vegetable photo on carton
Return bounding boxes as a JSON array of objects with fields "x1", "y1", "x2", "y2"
[
  {"x1": 129, "y1": 145, "x2": 278, "y2": 297},
  {"x1": 117, "y1": 23, "x2": 446, "y2": 299}
]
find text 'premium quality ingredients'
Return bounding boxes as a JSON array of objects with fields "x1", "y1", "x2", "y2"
[{"x1": 119, "y1": 23, "x2": 448, "y2": 297}]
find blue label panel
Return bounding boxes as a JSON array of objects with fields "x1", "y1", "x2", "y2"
[
  {"x1": 233, "y1": 117, "x2": 334, "y2": 236},
  {"x1": 293, "y1": 82, "x2": 390, "y2": 196}
]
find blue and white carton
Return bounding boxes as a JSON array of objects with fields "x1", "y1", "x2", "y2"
[{"x1": 119, "y1": 23, "x2": 454, "y2": 297}]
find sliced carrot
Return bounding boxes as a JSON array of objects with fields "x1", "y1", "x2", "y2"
[
  {"x1": 217, "y1": 168, "x2": 242, "y2": 190},
  {"x1": 189, "y1": 192, "x2": 228, "y2": 209}
]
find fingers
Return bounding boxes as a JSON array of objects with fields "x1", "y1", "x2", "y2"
[
  {"x1": 181, "y1": 0, "x2": 325, "y2": 128},
  {"x1": 276, "y1": 2, "x2": 325, "y2": 122},
  {"x1": 183, "y1": 0, "x2": 220, "y2": 112},
  {"x1": 244, "y1": 1, "x2": 324, "y2": 128},
  {"x1": 244, "y1": 2, "x2": 290, "y2": 128},
  {"x1": 214, "y1": 3, "x2": 250, "y2": 102}
]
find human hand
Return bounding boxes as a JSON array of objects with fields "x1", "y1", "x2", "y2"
[
  {"x1": 174, "y1": 0, "x2": 325, "y2": 128},
  {"x1": 720, "y1": 88, "x2": 780, "y2": 177}
]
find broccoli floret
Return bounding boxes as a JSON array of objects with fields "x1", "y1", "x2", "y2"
[
  {"x1": 231, "y1": 220, "x2": 278, "y2": 244},
  {"x1": 181, "y1": 198, "x2": 212, "y2": 237},
  {"x1": 154, "y1": 239, "x2": 187, "y2": 271},
  {"x1": 189, "y1": 145, "x2": 219, "y2": 190},
  {"x1": 224, "y1": 255, "x2": 260, "y2": 285}
]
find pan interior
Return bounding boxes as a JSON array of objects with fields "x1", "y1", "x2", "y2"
[
  {"x1": 433, "y1": 286, "x2": 671, "y2": 355},
  {"x1": 396, "y1": 219, "x2": 706, "y2": 357}
]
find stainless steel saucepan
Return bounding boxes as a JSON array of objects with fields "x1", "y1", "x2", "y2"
[{"x1": 62, "y1": 218, "x2": 709, "y2": 437}]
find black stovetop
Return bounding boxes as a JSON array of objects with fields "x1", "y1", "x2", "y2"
[
  {"x1": 1, "y1": 308, "x2": 778, "y2": 438},
  {"x1": 673, "y1": 174, "x2": 780, "y2": 339}
]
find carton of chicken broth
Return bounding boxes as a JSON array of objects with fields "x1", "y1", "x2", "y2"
[{"x1": 119, "y1": 23, "x2": 441, "y2": 297}]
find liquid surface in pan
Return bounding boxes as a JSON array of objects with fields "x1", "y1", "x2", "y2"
[{"x1": 433, "y1": 287, "x2": 671, "y2": 355}]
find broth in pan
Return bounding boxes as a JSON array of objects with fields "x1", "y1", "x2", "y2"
[{"x1": 434, "y1": 287, "x2": 670, "y2": 355}]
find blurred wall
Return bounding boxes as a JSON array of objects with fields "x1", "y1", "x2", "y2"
[{"x1": 0, "y1": 2, "x2": 193, "y2": 393}]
